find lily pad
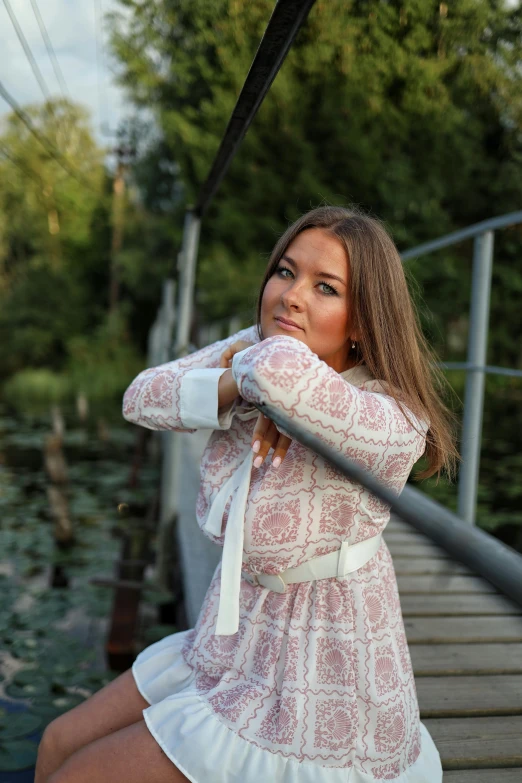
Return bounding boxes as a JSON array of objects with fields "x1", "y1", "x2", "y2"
[
  {"x1": 30, "y1": 693, "x2": 85, "y2": 719},
  {"x1": 0, "y1": 712, "x2": 42, "y2": 739},
  {"x1": 7, "y1": 638, "x2": 40, "y2": 661},
  {"x1": 4, "y1": 678, "x2": 50, "y2": 699},
  {"x1": 12, "y1": 669, "x2": 44, "y2": 686},
  {"x1": 0, "y1": 738, "x2": 39, "y2": 771}
]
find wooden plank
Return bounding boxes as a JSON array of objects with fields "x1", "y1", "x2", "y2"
[
  {"x1": 400, "y1": 593, "x2": 522, "y2": 616},
  {"x1": 424, "y1": 715, "x2": 522, "y2": 769},
  {"x1": 385, "y1": 520, "x2": 415, "y2": 533},
  {"x1": 444, "y1": 771, "x2": 522, "y2": 782},
  {"x1": 404, "y1": 615, "x2": 522, "y2": 643},
  {"x1": 396, "y1": 574, "x2": 498, "y2": 594},
  {"x1": 410, "y1": 643, "x2": 522, "y2": 675},
  {"x1": 383, "y1": 529, "x2": 430, "y2": 540},
  {"x1": 417, "y1": 675, "x2": 522, "y2": 717},
  {"x1": 392, "y1": 557, "x2": 472, "y2": 575},
  {"x1": 385, "y1": 541, "x2": 450, "y2": 558}
]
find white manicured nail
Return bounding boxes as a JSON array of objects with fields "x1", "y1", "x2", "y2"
[
  {"x1": 272, "y1": 456, "x2": 282, "y2": 468},
  {"x1": 253, "y1": 456, "x2": 263, "y2": 468}
]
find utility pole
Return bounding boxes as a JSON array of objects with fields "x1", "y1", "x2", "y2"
[{"x1": 109, "y1": 143, "x2": 134, "y2": 315}]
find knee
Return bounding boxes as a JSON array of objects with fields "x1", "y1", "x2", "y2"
[{"x1": 36, "y1": 720, "x2": 65, "y2": 775}]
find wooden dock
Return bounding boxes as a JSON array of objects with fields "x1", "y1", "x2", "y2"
[{"x1": 384, "y1": 515, "x2": 522, "y2": 780}]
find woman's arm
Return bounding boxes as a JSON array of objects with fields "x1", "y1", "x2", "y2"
[
  {"x1": 231, "y1": 335, "x2": 428, "y2": 491},
  {"x1": 122, "y1": 325, "x2": 259, "y2": 432}
]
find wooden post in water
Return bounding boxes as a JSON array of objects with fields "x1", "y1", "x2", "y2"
[{"x1": 44, "y1": 405, "x2": 74, "y2": 588}]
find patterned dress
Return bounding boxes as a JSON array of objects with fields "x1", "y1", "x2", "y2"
[{"x1": 122, "y1": 326, "x2": 443, "y2": 782}]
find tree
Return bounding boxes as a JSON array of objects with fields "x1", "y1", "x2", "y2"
[
  {"x1": 109, "y1": 0, "x2": 522, "y2": 367},
  {"x1": 0, "y1": 99, "x2": 107, "y2": 375}
]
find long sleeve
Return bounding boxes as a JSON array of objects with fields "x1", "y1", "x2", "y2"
[
  {"x1": 231, "y1": 335, "x2": 428, "y2": 491},
  {"x1": 122, "y1": 325, "x2": 260, "y2": 432}
]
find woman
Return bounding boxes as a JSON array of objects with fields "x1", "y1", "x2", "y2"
[{"x1": 35, "y1": 206, "x2": 458, "y2": 782}]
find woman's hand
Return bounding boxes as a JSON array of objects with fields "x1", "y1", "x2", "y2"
[
  {"x1": 251, "y1": 412, "x2": 292, "y2": 469},
  {"x1": 219, "y1": 339, "x2": 293, "y2": 467},
  {"x1": 218, "y1": 340, "x2": 254, "y2": 409},
  {"x1": 219, "y1": 340, "x2": 254, "y2": 368}
]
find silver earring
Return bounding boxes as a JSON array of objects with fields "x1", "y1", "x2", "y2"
[{"x1": 351, "y1": 341, "x2": 356, "y2": 350}]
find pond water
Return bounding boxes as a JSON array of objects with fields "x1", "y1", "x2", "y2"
[{"x1": 0, "y1": 402, "x2": 165, "y2": 775}]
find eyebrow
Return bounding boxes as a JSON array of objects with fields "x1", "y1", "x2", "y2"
[{"x1": 281, "y1": 254, "x2": 347, "y2": 286}]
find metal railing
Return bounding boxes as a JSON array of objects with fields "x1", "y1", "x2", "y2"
[
  {"x1": 257, "y1": 402, "x2": 522, "y2": 609},
  {"x1": 156, "y1": 0, "x2": 317, "y2": 591},
  {"x1": 400, "y1": 213, "x2": 522, "y2": 525},
  {"x1": 148, "y1": 0, "x2": 522, "y2": 598}
]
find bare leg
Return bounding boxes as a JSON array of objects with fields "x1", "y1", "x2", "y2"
[
  {"x1": 35, "y1": 668, "x2": 149, "y2": 782},
  {"x1": 47, "y1": 720, "x2": 190, "y2": 783}
]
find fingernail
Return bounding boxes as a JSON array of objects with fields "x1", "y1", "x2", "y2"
[
  {"x1": 272, "y1": 456, "x2": 281, "y2": 468},
  {"x1": 252, "y1": 440, "x2": 260, "y2": 453},
  {"x1": 253, "y1": 456, "x2": 263, "y2": 468}
]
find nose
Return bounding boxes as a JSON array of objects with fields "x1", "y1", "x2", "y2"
[{"x1": 280, "y1": 278, "x2": 305, "y2": 311}]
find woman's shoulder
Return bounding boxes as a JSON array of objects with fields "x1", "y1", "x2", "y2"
[
  {"x1": 340, "y1": 363, "x2": 384, "y2": 392},
  {"x1": 349, "y1": 366, "x2": 430, "y2": 434}
]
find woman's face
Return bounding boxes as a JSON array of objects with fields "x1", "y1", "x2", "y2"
[{"x1": 260, "y1": 228, "x2": 356, "y2": 373}]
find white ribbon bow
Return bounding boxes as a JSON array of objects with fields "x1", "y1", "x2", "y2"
[{"x1": 203, "y1": 449, "x2": 255, "y2": 635}]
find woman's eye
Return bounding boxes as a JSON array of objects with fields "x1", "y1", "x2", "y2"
[
  {"x1": 319, "y1": 282, "x2": 338, "y2": 296},
  {"x1": 277, "y1": 266, "x2": 292, "y2": 278}
]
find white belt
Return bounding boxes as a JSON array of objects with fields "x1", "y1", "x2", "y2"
[
  {"x1": 241, "y1": 533, "x2": 383, "y2": 593},
  {"x1": 203, "y1": 449, "x2": 382, "y2": 636}
]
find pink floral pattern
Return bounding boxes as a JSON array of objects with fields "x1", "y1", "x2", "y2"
[
  {"x1": 375, "y1": 702, "x2": 406, "y2": 753},
  {"x1": 252, "y1": 498, "x2": 301, "y2": 546},
  {"x1": 209, "y1": 682, "x2": 259, "y2": 723},
  {"x1": 314, "y1": 698, "x2": 358, "y2": 751},
  {"x1": 375, "y1": 643, "x2": 400, "y2": 696},
  {"x1": 263, "y1": 590, "x2": 291, "y2": 621},
  {"x1": 315, "y1": 580, "x2": 345, "y2": 622},
  {"x1": 317, "y1": 638, "x2": 354, "y2": 686},
  {"x1": 373, "y1": 761, "x2": 402, "y2": 779},
  {"x1": 256, "y1": 696, "x2": 298, "y2": 745},
  {"x1": 252, "y1": 630, "x2": 282, "y2": 679},
  {"x1": 319, "y1": 493, "x2": 358, "y2": 537},
  {"x1": 283, "y1": 636, "x2": 299, "y2": 681},
  {"x1": 308, "y1": 376, "x2": 352, "y2": 419},
  {"x1": 363, "y1": 584, "x2": 390, "y2": 634},
  {"x1": 125, "y1": 332, "x2": 433, "y2": 773}
]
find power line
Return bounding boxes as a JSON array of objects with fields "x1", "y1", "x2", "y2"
[
  {"x1": 2, "y1": 0, "x2": 53, "y2": 102},
  {"x1": 0, "y1": 80, "x2": 92, "y2": 189},
  {"x1": 28, "y1": 0, "x2": 70, "y2": 99},
  {"x1": 0, "y1": 141, "x2": 46, "y2": 188},
  {"x1": 93, "y1": 0, "x2": 112, "y2": 136}
]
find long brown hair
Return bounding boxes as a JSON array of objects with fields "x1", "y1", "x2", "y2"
[{"x1": 255, "y1": 205, "x2": 460, "y2": 482}]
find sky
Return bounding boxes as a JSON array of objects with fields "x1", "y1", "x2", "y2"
[{"x1": 0, "y1": 0, "x2": 132, "y2": 151}]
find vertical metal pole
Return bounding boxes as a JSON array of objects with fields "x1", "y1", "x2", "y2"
[
  {"x1": 175, "y1": 209, "x2": 202, "y2": 356},
  {"x1": 157, "y1": 209, "x2": 201, "y2": 591},
  {"x1": 457, "y1": 231, "x2": 494, "y2": 524}
]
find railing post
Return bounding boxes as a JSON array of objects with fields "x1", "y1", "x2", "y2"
[
  {"x1": 457, "y1": 231, "x2": 494, "y2": 524},
  {"x1": 157, "y1": 209, "x2": 201, "y2": 591}
]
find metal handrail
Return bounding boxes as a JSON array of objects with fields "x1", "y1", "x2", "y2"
[
  {"x1": 398, "y1": 213, "x2": 522, "y2": 524},
  {"x1": 400, "y1": 210, "x2": 522, "y2": 260},
  {"x1": 196, "y1": 0, "x2": 316, "y2": 217},
  {"x1": 438, "y1": 362, "x2": 522, "y2": 379},
  {"x1": 258, "y1": 401, "x2": 522, "y2": 609}
]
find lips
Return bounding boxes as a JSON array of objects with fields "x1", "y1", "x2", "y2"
[{"x1": 274, "y1": 316, "x2": 303, "y2": 330}]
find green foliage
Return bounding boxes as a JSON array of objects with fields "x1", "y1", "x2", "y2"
[
  {"x1": 109, "y1": 0, "x2": 522, "y2": 354},
  {"x1": 65, "y1": 313, "x2": 145, "y2": 401},
  {"x1": 105, "y1": 0, "x2": 522, "y2": 532},
  {"x1": 2, "y1": 314, "x2": 143, "y2": 411},
  {"x1": 3, "y1": 369, "x2": 71, "y2": 408}
]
